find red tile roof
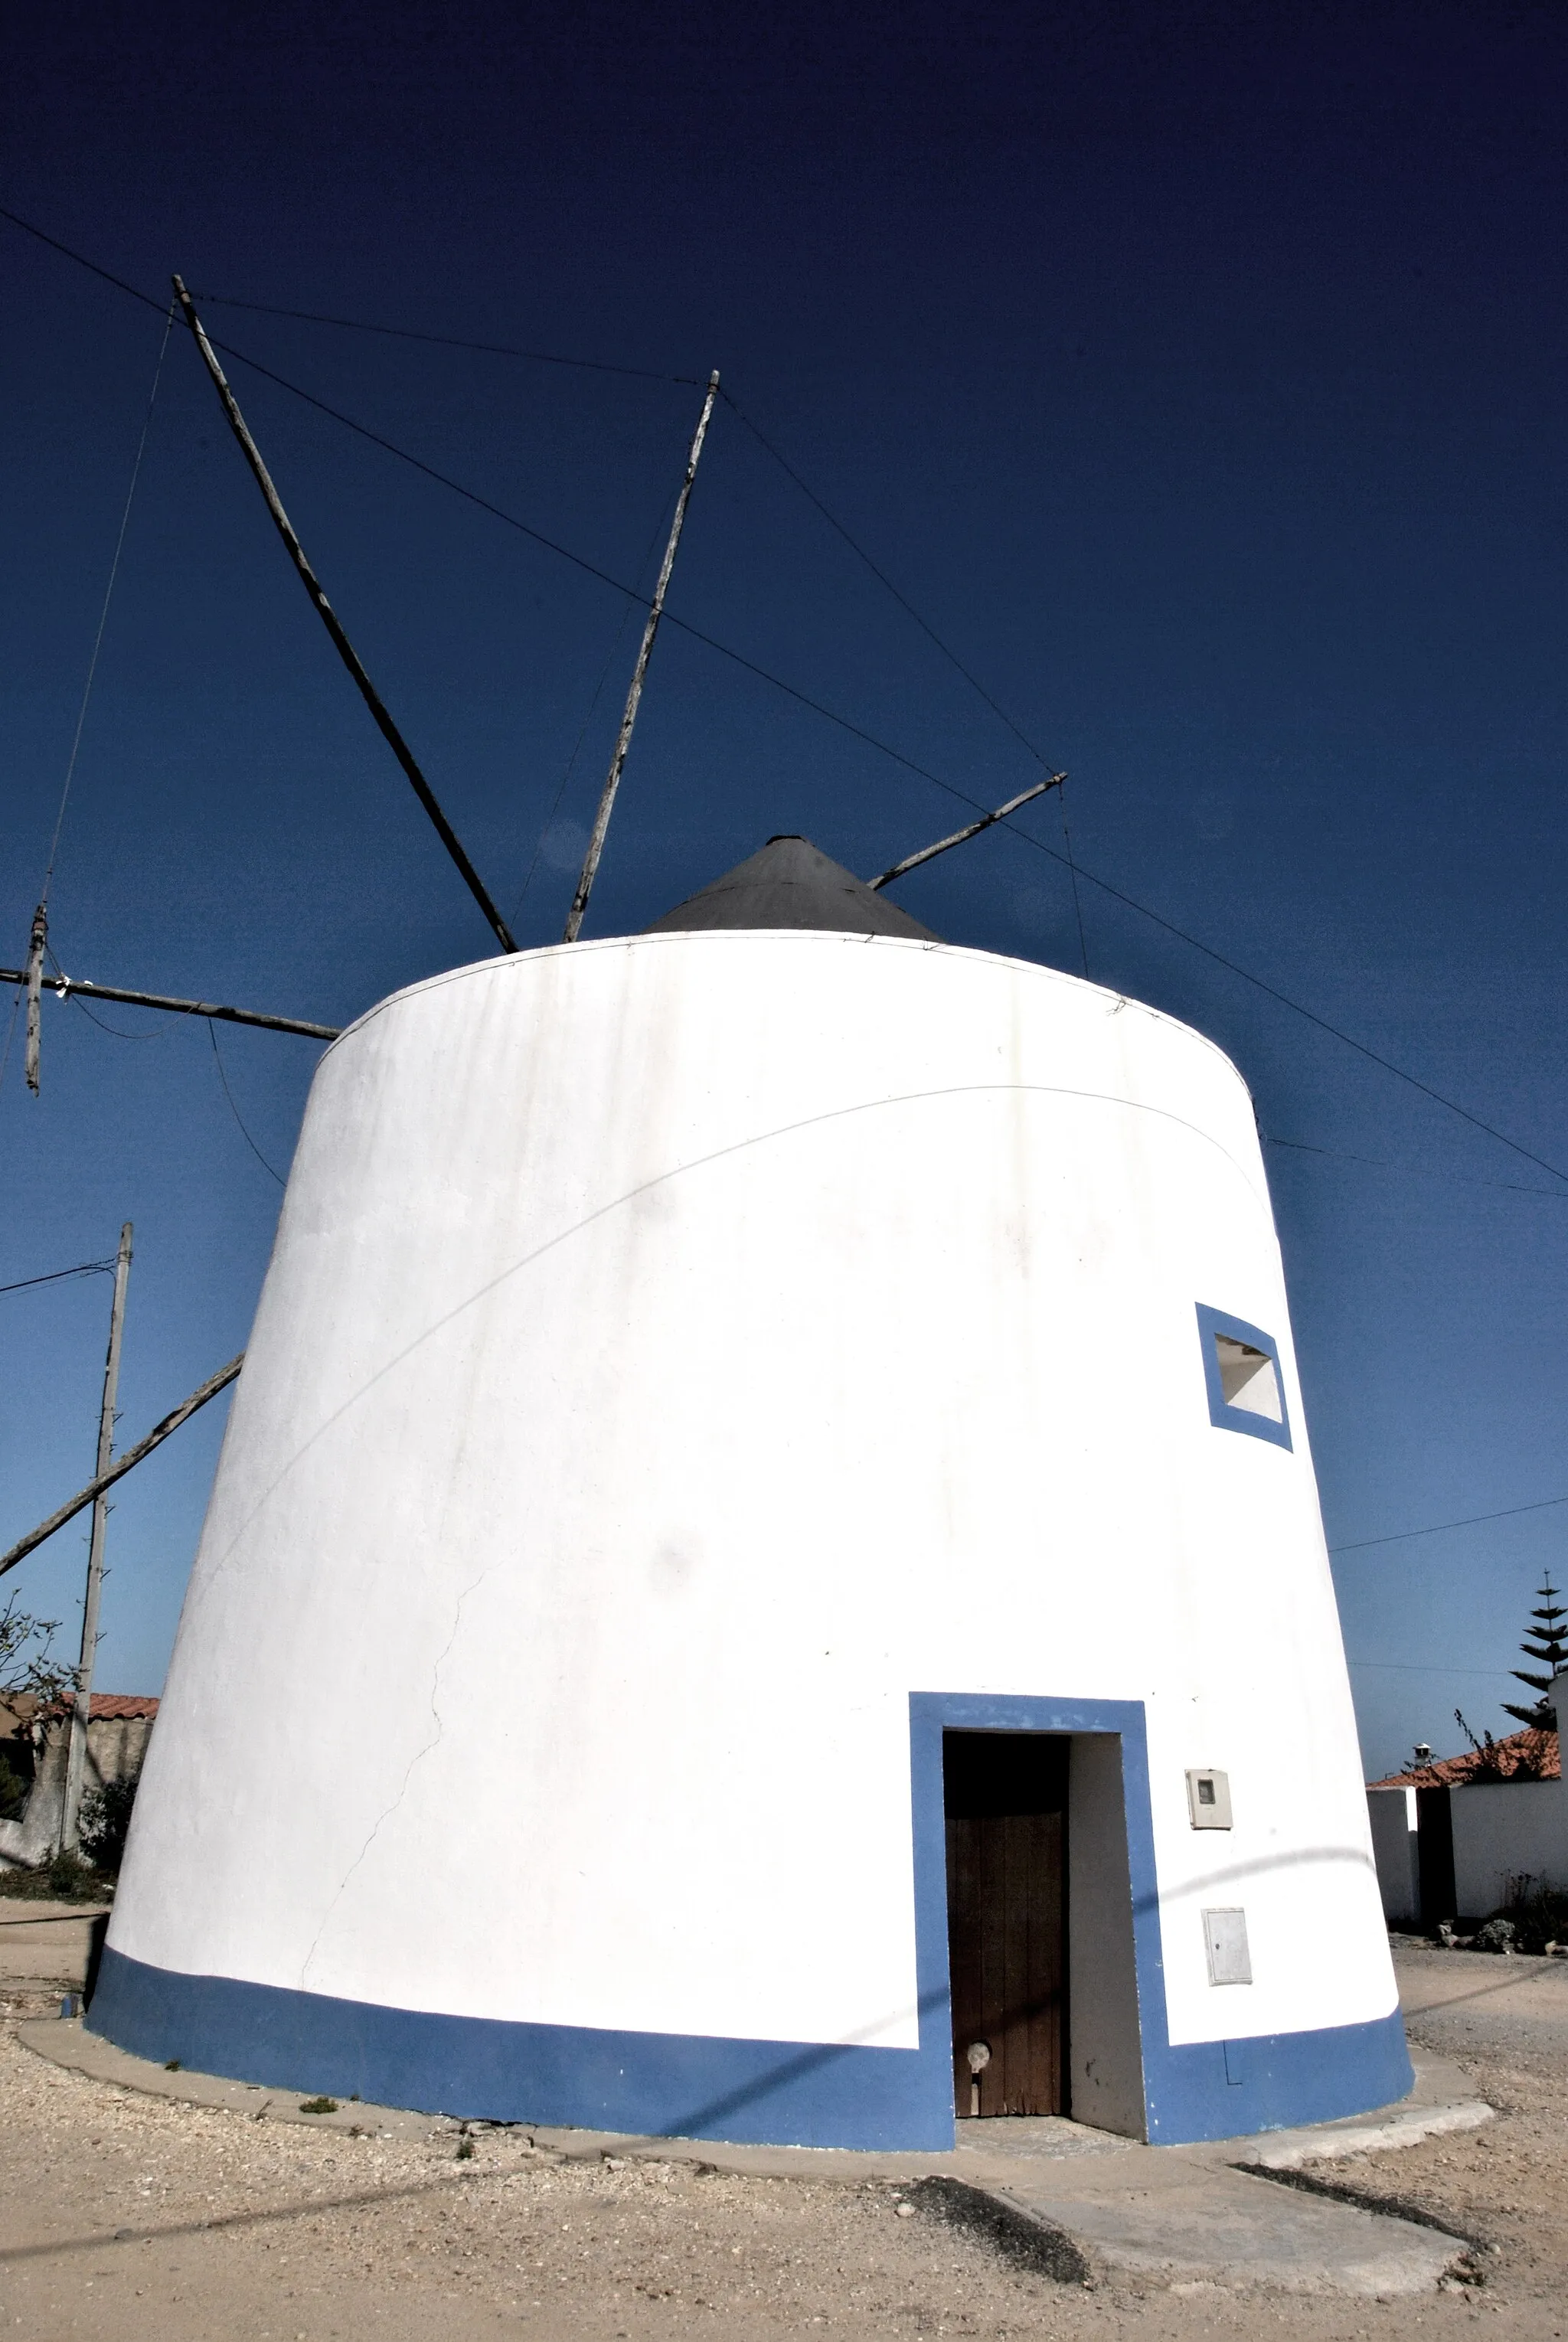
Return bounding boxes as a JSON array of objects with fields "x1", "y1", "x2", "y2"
[
  {"x1": 90, "y1": 1694, "x2": 159, "y2": 1720},
  {"x1": 1370, "y1": 1726, "x2": 1559, "y2": 1788}
]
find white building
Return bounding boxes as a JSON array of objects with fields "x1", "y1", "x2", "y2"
[
  {"x1": 90, "y1": 837, "x2": 1410, "y2": 2146},
  {"x1": 1368, "y1": 1676, "x2": 1568, "y2": 1927}
]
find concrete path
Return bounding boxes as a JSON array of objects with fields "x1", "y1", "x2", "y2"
[
  {"x1": 21, "y1": 2015, "x2": 1485, "y2": 2296},
  {"x1": 980, "y1": 2139, "x2": 1465, "y2": 2295}
]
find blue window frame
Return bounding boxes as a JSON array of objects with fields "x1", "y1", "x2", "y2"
[{"x1": 1195, "y1": 1303, "x2": 1292, "y2": 1451}]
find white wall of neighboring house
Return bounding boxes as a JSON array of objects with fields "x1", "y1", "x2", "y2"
[
  {"x1": 1450, "y1": 1779, "x2": 1568, "y2": 1917},
  {"x1": 0, "y1": 1706, "x2": 155, "y2": 1868},
  {"x1": 1367, "y1": 1787, "x2": 1420, "y2": 1925},
  {"x1": 1368, "y1": 1679, "x2": 1568, "y2": 1925}
]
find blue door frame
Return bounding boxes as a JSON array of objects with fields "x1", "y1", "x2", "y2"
[{"x1": 910, "y1": 1690, "x2": 1411, "y2": 2143}]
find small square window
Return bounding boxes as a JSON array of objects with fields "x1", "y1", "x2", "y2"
[
  {"x1": 1195, "y1": 1305, "x2": 1292, "y2": 1451},
  {"x1": 1215, "y1": 1336, "x2": 1282, "y2": 1421},
  {"x1": 1203, "y1": 1907, "x2": 1253, "y2": 1987}
]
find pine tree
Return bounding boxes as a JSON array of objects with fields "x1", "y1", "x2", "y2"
[{"x1": 1502, "y1": 1576, "x2": 1568, "y2": 1729}]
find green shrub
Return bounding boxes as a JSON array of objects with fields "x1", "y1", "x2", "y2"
[
  {"x1": 79, "y1": 1776, "x2": 138, "y2": 1874},
  {"x1": 1490, "y1": 1880, "x2": 1568, "y2": 1953},
  {"x1": 0, "y1": 1848, "x2": 109, "y2": 1902}
]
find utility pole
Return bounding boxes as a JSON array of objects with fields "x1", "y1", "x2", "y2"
[
  {"x1": 564, "y1": 371, "x2": 720, "y2": 943},
  {"x1": 60, "y1": 1221, "x2": 132, "y2": 1854}
]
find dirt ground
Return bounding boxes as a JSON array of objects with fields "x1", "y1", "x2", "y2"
[{"x1": 2, "y1": 1952, "x2": 1568, "y2": 2340}]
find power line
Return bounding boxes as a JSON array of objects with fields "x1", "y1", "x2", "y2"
[
  {"x1": 207, "y1": 1022, "x2": 286, "y2": 1184},
  {"x1": 1331, "y1": 1494, "x2": 1568, "y2": 1555},
  {"x1": 0, "y1": 1260, "x2": 115, "y2": 1297},
  {"x1": 67, "y1": 995, "x2": 161, "y2": 1038}
]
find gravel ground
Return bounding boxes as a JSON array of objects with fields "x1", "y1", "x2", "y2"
[{"x1": 2, "y1": 1958, "x2": 1566, "y2": 2340}]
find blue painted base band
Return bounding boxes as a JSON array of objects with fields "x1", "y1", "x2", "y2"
[
  {"x1": 87, "y1": 1947, "x2": 952, "y2": 2150},
  {"x1": 88, "y1": 1945, "x2": 1411, "y2": 2152},
  {"x1": 90, "y1": 1687, "x2": 1412, "y2": 2149},
  {"x1": 1147, "y1": 2007, "x2": 1413, "y2": 2142}
]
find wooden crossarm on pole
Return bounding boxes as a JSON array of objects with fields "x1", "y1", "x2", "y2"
[{"x1": 0, "y1": 968, "x2": 340, "y2": 1042}]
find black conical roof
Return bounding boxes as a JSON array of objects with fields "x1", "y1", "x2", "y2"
[{"x1": 645, "y1": 836, "x2": 941, "y2": 942}]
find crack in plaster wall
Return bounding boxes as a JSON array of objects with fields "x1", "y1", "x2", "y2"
[{"x1": 297, "y1": 1556, "x2": 499, "y2": 1990}]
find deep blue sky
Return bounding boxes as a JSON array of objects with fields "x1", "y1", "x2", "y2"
[{"x1": 3, "y1": 2, "x2": 1566, "y2": 1778}]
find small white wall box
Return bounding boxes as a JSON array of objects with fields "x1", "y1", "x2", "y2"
[
  {"x1": 1204, "y1": 1907, "x2": 1253, "y2": 1986},
  {"x1": 1187, "y1": 1768, "x2": 1232, "y2": 1828}
]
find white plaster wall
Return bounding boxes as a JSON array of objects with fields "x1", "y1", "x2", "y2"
[
  {"x1": 1367, "y1": 1788, "x2": 1421, "y2": 1926},
  {"x1": 1450, "y1": 1779, "x2": 1568, "y2": 1916},
  {"x1": 111, "y1": 930, "x2": 1396, "y2": 2053}
]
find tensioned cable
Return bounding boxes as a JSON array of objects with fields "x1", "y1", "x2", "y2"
[
  {"x1": 1058, "y1": 782, "x2": 1090, "y2": 978},
  {"x1": 0, "y1": 1259, "x2": 115, "y2": 1296},
  {"x1": 8, "y1": 204, "x2": 1565, "y2": 1187},
  {"x1": 0, "y1": 288, "x2": 174, "y2": 1106},
  {"x1": 94, "y1": 338, "x2": 1568, "y2": 1184},
  {"x1": 720, "y1": 387, "x2": 1094, "y2": 974},
  {"x1": 175, "y1": 325, "x2": 1024, "y2": 828},
  {"x1": 509, "y1": 490, "x2": 679, "y2": 928},
  {"x1": 720, "y1": 387, "x2": 1055, "y2": 770},
  {"x1": 41, "y1": 299, "x2": 176, "y2": 904},
  {"x1": 164, "y1": 289, "x2": 1089, "y2": 961},
  {"x1": 188, "y1": 292, "x2": 703, "y2": 387},
  {"x1": 1263, "y1": 1131, "x2": 1568, "y2": 1200},
  {"x1": 191, "y1": 344, "x2": 1568, "y2": 1183}
]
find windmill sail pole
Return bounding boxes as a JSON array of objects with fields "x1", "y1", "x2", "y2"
[
  {"x1": 868, "y1": 776, "x2": 1065, "y2": 891},
  {"x1": 22, "y1": 901, "x2": 47, "y2": 1093},
  {"x1": 172, "y1": 276, "x2": 518, "y2": 956},
  {"x1": 564, "y1": 371, "x2": 720, "y2": 944}
]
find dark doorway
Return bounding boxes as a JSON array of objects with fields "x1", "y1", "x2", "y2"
[
  {"x1": 1416, "y1": 1786, "x2": 1456, "y2": 1928},
  {"x1": 943, "y1": 1731, "x2": 1067, "y2": 2118}
]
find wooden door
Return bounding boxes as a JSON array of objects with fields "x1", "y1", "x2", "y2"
[{"x1": 944, "y1": 1732, "x2": 1067, "y2": 2118}]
